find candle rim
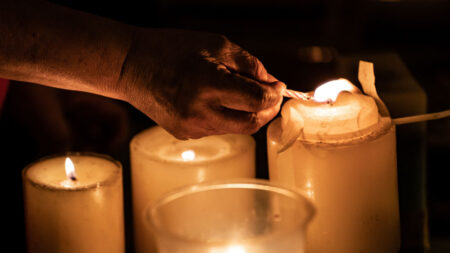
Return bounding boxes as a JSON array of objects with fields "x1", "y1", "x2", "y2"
[
  {"x1": 22, "y1": 152, "x2": 122, "y2": 192},
  {"x1": 270, "y1": 117, "x2": 394, "y2": 151},
  {"x1": 144, "y1": 178, "x2": 315, "y2": 245},
  {"x1": 131, "y1": 126, "x2": 256, "y2": 164}
]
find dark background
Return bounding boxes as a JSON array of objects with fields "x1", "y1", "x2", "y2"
[{"x1": 1, "y1": 0, "x2": 449, "y2": 252}]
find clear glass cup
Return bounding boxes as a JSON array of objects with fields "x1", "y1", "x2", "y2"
[{"x1": 144, "y1": 179, "x2": 315, "y2": 253}]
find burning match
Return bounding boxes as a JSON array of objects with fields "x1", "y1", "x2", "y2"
[{"x1": 282, "y1": 89, "x2": 311, "y2": 100}]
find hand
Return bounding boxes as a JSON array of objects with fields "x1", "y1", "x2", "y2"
[{"x1": 118, "y1": 28, "x2": 285, "y2": 139}]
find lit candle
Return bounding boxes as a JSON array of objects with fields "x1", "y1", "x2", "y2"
[
  {"x1": 130, "y1": 126, "x2": 256, "y2": 253},
  {"x1": 224, "y1": 245, "x2": 246, "y2": 253},
  {"x1": 267, "y1": 79, "x2": 400, "y2": 253},
  {"x1": 22, "y1": 153, "x2": 124, "y2": 253}
]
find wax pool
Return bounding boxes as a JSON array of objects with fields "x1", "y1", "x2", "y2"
[
  {"x1": 267, "y1": 89, "x2": 401, "y2": 253},
  {"x1": 22, "y1": 154, "x2": 124, "y2": 253},
  {"x1": 130, "y1": 126, "x2": 256, "y2": 253}
]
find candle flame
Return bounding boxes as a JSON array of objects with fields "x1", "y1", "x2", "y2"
[
  {"x1": 313, "y1": 78, "x2": 357, "y2": 103},
  {"x1": 226, "y1": 245, "x2": 246, "y2": 253},
  {"x1": 181, "y1": 150, "x2": 196, "y2": 161},
  {"x1": 65, "y1": 157, "x2": 77, "y2": 181},
  {"x1": 305, "y1": 181, "x2": 314, "y2": 199}
]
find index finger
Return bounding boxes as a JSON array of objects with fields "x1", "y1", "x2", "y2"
[{"x1": 211, "y1": 68, "x2": 285, "y2": 112}]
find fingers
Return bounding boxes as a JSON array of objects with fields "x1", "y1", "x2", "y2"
[
  {"x1": 218, "y1": 41, "x2": 277, "y2": 83},
  {"x1": 177, "y1": 110, "x2": 278, "y2": 140},
  {"x1": 218, "y1": 104, "x2": 281, "y2": 134},
  {"x1": 182, "y1": 62, "x2": 284, "y2": 138},
  {"x1": 214, "y1": 42, "x2": 285, "y2": 113},
  {"x1": 145, "y1": 35, "x2": 287, "y2": 139},
  {"x1": 212, "y1": 68, "x2": 285, "y2": 113},
  {"x1": 166, "y1": 96, "x2": 282, "y2": 140},
  {"x1": 231, "y1": 51, "x2": 269, "y2": 82},
  {"x1": 203, "y1": 96, "x2": 282, "y2": 135}
]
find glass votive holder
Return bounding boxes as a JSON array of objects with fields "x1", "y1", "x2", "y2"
[{"x1": 144, "y1": 179, "x2": 315, "y2": 253}]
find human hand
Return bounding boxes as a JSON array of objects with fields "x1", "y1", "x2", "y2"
[
  {"x1": 117, "y1": 28, "x2": 285, "y2": 139},
  {"x1": 2, "y1": 1, "x2": 284, "y2": 139}
]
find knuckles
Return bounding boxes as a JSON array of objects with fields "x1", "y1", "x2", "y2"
[
  {"x1": 246, "y1": 113, "x2": 262, "y2": 134},
  {"x1": 202, "y1": 34, "x2": 234, "y2": 57},
  {"x1": 249, "y1": 86, "x2": 280, "y2": 111},
  {"x1": 238, "y1": 112, "x2": 261, "y2": 135}
]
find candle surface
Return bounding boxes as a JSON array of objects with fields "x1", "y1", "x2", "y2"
[
  {"x1": 130, "y1": 126, "x2": 255, "y2": 253},
  {"x1": 139, "y1": 131, "x2": 232, "y2": 163},
  {"x1": 26, "y1": 155, "x2": 118, "y2": 188},
  {"x1": 279, "y1": 79, "x2": 384, "y2": 149},
  {"x1": 268, "y1": 80, "x2": 400, "y2": 253},
  {"x1": 23, "y1": 154, "x2": 124, "y2": 253}
]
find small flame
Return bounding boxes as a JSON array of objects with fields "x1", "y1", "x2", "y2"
[
  {"x1": 305, "y1": 181, "x2": 314, "y2": 199},
  {"x1": 313, "y1": 78, "x2": 356, "y2": 103},
  {"x1": 181, "y1": 150, "x2": 196, "y2": 161},
  {"x1": 226, "y1": 245, "x2": 246, "y2": 253},
  {"x1": 65, "y1": 157, "x2": 77, "y2": 181}
]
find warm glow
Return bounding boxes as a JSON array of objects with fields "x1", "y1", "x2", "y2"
[
  {"x1": 313, "y1": 78, "x2": 356, "y2": 103},
  {"x1": 305, "y1": 181, "x2": 314, "y2": 199},
  {"x1": 65, "y1": 157, "x2": 77, "y2": 181},
  {"x1": 181, "y1": 150, "x2": 196, "y2": 161},
  {"x1": 225, "y1": 245, "x2": 246, "y2": 253}
]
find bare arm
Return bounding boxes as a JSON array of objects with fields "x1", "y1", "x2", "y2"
[
  {"x1": 0, "y1": 0, "x2": 132, "y2": 99},
  {"x1": 0, "y1": 0, "x2": 285, "y2": 139}
]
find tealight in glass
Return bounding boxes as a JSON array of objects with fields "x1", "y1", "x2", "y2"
[{"x1": 144, "y1": 179, "x2": 315, "y2": 253}]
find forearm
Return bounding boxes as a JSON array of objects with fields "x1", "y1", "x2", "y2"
[
  {"x1": 1, "y1": 1, "x2": 285, "y2": 138},
  {"x1": 0, "y1": 0, "x2": 134, "y2": 99}
]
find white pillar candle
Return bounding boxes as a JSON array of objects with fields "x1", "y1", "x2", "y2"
[
  {"x1": 22, "y1": 153, "x2": 125, "y2": 253},
  {"x1": 267, "y1": 79, "x2": 400, "y2": 253},
  {"x1": 130, "y1": 126, "x2": 256, "y2": 253}
]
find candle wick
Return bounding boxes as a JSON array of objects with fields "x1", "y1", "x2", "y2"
[
  {"x1": 70, "y1": 175, "x2": 77, "y2": 181},
  {"x1": 318, "y1": 99, "x2": 334, "y2": 105}
]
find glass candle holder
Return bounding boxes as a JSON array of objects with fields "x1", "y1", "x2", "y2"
[
  {"x1": 130, "y1": 126, "x2": 256, "y2": 253},
  {"x1": 144, "y1": 179, "x2": 315, "y2": 253},
  {"x1": 22, "y1": 152, "x2": 124, "y2": 253}
]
